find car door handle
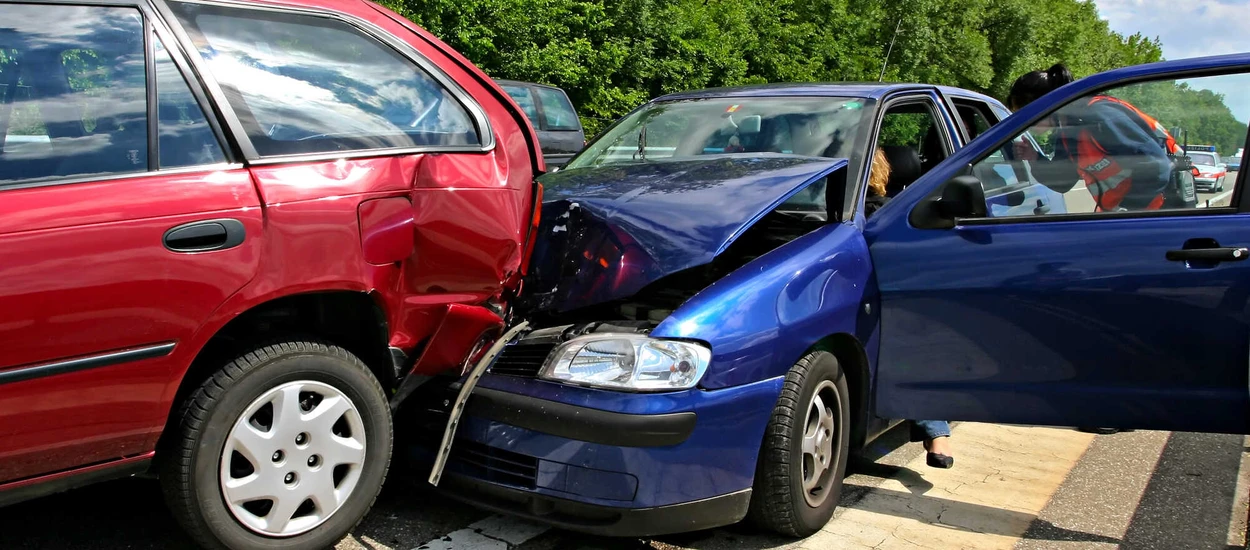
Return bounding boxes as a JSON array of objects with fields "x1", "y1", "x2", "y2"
[
  {"x1": 1165, "y1": 247, "x2": 1249, "y2": 263},
  {"x1": 163, "y1": 218, "x2": 246, "y2": 253}
]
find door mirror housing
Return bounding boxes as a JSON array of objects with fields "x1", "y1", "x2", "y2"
[
  {"x1": 910, "y1": 171, "x2": 989, "y2": 230},
  {"x1": 936, "y1": 176, "x2": 988, "y2": 220}
]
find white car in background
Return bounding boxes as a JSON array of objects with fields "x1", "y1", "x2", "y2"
[{"x1": 1185, "y1": 146, "x2": 1229, "y2": 192}]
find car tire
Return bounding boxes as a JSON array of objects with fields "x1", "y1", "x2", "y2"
[
  {"x1": 1218, "y1": 177, "x2": 1226, "y2": 192},
  {"x1": 747, "y1": 350, "x2": 851, "y2": 537},
  {"x1": 161, "y1": 340, "x2": 392, "y2": 550}
]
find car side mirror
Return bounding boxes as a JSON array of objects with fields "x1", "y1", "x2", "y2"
[
  {"x1": 909, "y1": 166, "x2": 992, "y2": 230},
  {"x1": 935, "y1": 175, "x2": 988, "y2": 220}
]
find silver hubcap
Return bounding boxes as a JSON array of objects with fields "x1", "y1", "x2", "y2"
[
  {"x1": 801, "y1": 380, "x2": 839, "y2": 507},
  {"x1": 220, "y1": 380, "x2": 366, "y2": 537}
]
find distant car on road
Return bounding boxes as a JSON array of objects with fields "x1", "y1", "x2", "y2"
[
  {"x1": 496, "y1": 80, "x2": 586, "y2": 169},
  {"x1": 1185, "y1": 145, "x2": 1229, "y2": 191},
  {"x1": 1227, "y1": 153, "x2": 1243, "y2": 172}
]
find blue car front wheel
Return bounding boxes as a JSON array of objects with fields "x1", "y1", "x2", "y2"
[{"x1": 747, "y1": 350, "x2": 850, "y2": 537}]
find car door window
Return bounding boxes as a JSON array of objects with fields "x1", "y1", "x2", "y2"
[
  {"x1": 169, "y1": 2, "x2": 480, "y2": 157},
  {"x1": 0, "y1": 4, "x2": 147, "y2": 184},
  {"x1": 534, "y1": 86, "x2": 579, "y2": 131},
  {"x1": 869, "y1": 99, "x2": 951, "y2": 198},
  {"x1": 154, "y1": 34, "x2": 225, "y2": 168},
  {"x1": 953, "y1": 100, "x2": 995, "y2": 141},
  {"x1": 500, "y1": 84, "x2": 539, "y2": 125},
  {"x1": 970, "y1": 72, "x2": 1250, "y2": 217}
]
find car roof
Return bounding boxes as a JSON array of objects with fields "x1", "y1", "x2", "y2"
[{"x1": 651, "y1": 82, "x2": 1004, "y2": 104}]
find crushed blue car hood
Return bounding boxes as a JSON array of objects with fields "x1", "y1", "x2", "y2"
[{"x1": 523, "y1": 154, "x2": 846, "y2": 313}]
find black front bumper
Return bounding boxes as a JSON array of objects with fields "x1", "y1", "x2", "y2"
[
  {"x1": 440, "y1": 473, "x2": 752, "y2": 537},
  {"x1": 467, "y1": 386, "x2": 697, "y2": 447}
]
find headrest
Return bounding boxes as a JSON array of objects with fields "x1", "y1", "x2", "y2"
[{"x1": 881, "y1": 145, "x2": 921, "y2": 196}]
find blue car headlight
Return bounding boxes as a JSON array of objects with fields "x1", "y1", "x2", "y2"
[{"x1": 538, "y1": 334, "x2": 712, "y2": 391}]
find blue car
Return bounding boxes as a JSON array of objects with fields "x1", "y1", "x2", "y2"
[{"x1": 412, "y1": 56, "x2": 1250, "y2": 538}]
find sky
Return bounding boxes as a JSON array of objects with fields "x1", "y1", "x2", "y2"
[{"x1": 1093, "y1": 0, "x2": 1250, "y2": 126}]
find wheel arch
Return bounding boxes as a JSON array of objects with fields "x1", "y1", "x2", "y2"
[{"x1": 157, "y1": 290, "x2": 395, "y2": 456}]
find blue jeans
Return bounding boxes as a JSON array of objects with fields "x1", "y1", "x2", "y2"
[{"x1": 910, "y1": 420, "x2": 951, "y2": 442}]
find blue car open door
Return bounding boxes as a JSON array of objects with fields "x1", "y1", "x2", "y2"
[{"x1": 864, "y1": 55, "x2": 1250, "y2": 434}]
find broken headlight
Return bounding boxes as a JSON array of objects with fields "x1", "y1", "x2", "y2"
[{"x1": 538, "y1": 334, "x2": 711, "y2": 391}]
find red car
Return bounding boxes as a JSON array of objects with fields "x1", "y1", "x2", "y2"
[{"x1": 0, "y1": 0, "x2": 542, "y2": 547}]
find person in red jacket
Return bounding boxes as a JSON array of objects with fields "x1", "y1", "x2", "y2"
[{"x1": 1007, "y1": 64, "x2": 1182, "y2": 212}]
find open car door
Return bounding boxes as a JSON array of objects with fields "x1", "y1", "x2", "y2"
[{"x1": 864, "y1": 55, "x2": 1250, "y2": 434}]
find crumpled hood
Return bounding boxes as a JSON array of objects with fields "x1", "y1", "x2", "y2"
[{"x1": 522, "y1": 154, "x2": 845, "y2": 314}]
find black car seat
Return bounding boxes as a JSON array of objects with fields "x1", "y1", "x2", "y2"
[
  {"x1": 881, "y1": 145, "x2": 922, "y2": 197},
  {"x1": 920, "y1": 125, "x2": 946, "y2": 173}
]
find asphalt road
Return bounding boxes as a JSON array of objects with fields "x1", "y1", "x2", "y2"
[{"x1": 3, "y1": 423, "x2": 1247, "y2": 550}]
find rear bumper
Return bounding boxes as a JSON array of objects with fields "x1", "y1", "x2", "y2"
[
  {"x1": 440, "y1": 473, "x2": 751, "y2": 537},
  {"x1": 543, "y1": 153, "x2": 576, "y2": 168},
  {"x1": 1195, "y1": 176, "x2": 1223, "y2": 188}
]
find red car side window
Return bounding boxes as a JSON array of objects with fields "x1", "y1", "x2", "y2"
[{"x1": 169, "y1": 2, "x2": 481, "y2": 157}]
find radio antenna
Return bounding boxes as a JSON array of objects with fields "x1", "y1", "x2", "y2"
[{"x1": 879, "y1": 19, "x2": 903, "y2": 82}]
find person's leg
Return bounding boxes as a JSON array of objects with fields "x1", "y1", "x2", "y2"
[
  {"x1": 911, "y1": 419, "x2": 950, "y2": 441},
  {"x1": 911, "y1": 420, "x2": 954, "y2": 468}
]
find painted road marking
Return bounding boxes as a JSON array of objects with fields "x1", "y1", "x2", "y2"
[
  {"x1": 1227, "y1": 436, "x2": 1250, "y2": 547},
  {"x1": 797, "y1": 423, "x2": 1095, "y2": 550},
  {"x1": 1201, "y1": 188, "x2": 1235, "y2": 208},
  {"x1": 415, "y1": 514, "x2": 549, "y2": 550}
]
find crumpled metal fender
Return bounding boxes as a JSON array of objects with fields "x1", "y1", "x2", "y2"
[{"x1": 389, "y1": 303, "x2": 504, "y2": 408}]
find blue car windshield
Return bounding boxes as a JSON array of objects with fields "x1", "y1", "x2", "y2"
[{"x1": 566, "y1": 97, "x2": 868, "y2": 169}]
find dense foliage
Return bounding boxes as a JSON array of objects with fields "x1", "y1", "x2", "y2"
[
  {"x1": 386, "y1": 0, "x2": 1245, "y2": 152},
  {"x1": 1113, "y1": 81, "x2": 1248, "y2": 154}
]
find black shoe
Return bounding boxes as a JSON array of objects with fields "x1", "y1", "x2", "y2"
[
  {"x1": 927, "y1": 452, "x2": 954, "y2": 469},
  {"x1": 1078, "y1": 427, "x2": 1119, "y2": 435}
]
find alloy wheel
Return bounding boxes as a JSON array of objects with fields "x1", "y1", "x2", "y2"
[{"x1": 800, "y1": 380, "x2": 841, "y2": 507}]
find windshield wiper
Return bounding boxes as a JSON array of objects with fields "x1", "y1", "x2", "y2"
[{"x1": 634, "y1": 125, "x2": 647, "y2": 161}]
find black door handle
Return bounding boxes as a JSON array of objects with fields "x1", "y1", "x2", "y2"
[
  {"x1": 163, "y1": 218, "x2": 246, "y2": 253},
  {"x1": 1166, "y1": 247, "x2": 1249, "y2": 262}
]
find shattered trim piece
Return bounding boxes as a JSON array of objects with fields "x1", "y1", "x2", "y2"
[{"x1": 429, "y1": 320, "x2": 531, "y2": 486}]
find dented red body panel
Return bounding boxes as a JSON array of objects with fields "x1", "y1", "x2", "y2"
[{"x1": 0, "y1": 0, "x2": 541, "y2": 490}]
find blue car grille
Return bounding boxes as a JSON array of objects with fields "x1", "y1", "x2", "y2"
[
  {"x1": 449, "y1": 439, "x2": 539, "y2": 489},
  {"x1": 488, "y1": 342, "x2": 556, "y2": 378}
]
